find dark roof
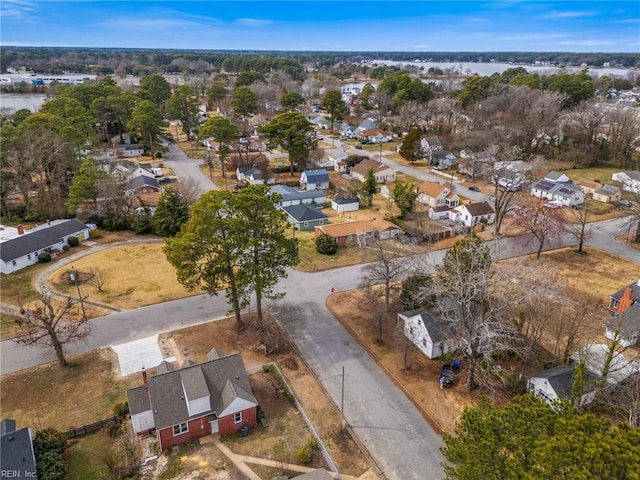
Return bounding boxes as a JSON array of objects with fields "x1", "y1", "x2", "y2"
[
  {"x1": 332, "y1": 197, "x2": 359, "y2": 205},
  {"x1": 611, "y1": 279, "x2": 640, "y2": 302},
  {"x1": 283, "y1": 204, "x2": 328, "y2": 222},
  {"x1": 296, "y1": 469, "x2": 335, "y2": 480},
  {"x1": 607, "y1": 303, "x2": 640, "y2": 338},
  {"x1": 302, "y1": 169, "x2": 329, "y2": 182},
  {"x1": 128, "y1": 353, "x2": 257, "y2": 430},
  {"x1": 417, "y1": 308, "x2": 451, "y2": 343},
  {"x1": 532, "y1": 364, "x2": 598, "y2": 399},
  {"x1": 156, "y1": 361, "x2": 176, "y2": 374},
  {"x1": 534, "y1": 179, "x2": 556, "y2": 191},
  {"x1": 0, "y1": 219, "x2": 87, "y2": 263},
  {"x1": 127, "y1": 386, "x2": 152, "y2": 415},
  {"x1": 129, "y1": 175, "x2": 160, "y2": 190},
  {"x1": 0, "y1": 420, "x2": 37, "y2": 477},
  {"x1": 464, "y1": 202, "x2": 494, "y2": 217}
]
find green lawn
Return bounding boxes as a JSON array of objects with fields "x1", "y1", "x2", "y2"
[
  {"x1": 556, "y1": 166, "x2": 621, "y2": 185},
  {"x1": 65, "y1": 431, "x2": 114, "y2": 480}
]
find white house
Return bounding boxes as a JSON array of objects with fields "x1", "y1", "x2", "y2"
[
  {"x1": 398, "y1": 309, "x2": 452, "y2": 360},
  {"x1": 530, "y1": 171, "x2": 585, "y2": 207},
  {"x1": 300, "y1": 169, "x2": 330, "y2": 191},
  {"x1": 331, "y1": 197, "x2": 359, "y2": 214},
  {"x1": 0, "y1": 219, "x2": 90, "y2": 274},
  {"x1": 612, "y1": 170, "x2": 640, "y2": 193},
  {"x1": 417, "y1": 181, "x2": 459, "y2": 208},
  {"x1": 448, "y1": 202, "x2": 495, "y2": 227},
  {"x1": 528, "y1": 363, "x2": 598, "y2": 407},
  {"x1": 350, "y1": 159, "x2": 396, "y2": 184},
  {"x1": 269, "y1": 185, "x2": 325, "y2": 207}
]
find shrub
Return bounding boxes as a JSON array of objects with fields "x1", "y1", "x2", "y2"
[
  {"x1": 296, "y1": 444, "x2": 313, "y2": 464},
  {"x1": 315, "y1": 233, "x2": 338, "y2": 255},
  {"x1": 113, "y1": 401, "x2": 129, "y2": 420},
  {"x1": 67, "y1": 236, "x2": 79, "y2": 247},
  {"x1": 33, "y1": 428, "x2": 67, "y2": 480},
  {"x1": 62, "y1": 245, "x2": 70, "y2": 252},
  {"x1": 155, "y1": 151, "x2": 163, "y2": 159},
  {"x1": 37, "y1": 251, "x2": 51, "y2": 263}
]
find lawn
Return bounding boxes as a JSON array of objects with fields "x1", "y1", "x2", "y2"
[
  {"x1": 0, "y1": 349, "x2": 138, "y2": 432},
  {"x1": 0, "y1": 312, "x2": 21, "y2": 340},
  {"x1": 65, "y1": 430, "x2": 114, "y2": 480}
]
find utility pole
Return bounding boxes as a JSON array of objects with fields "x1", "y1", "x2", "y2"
[
  {"x1": 341, "y1": 365, "x2": 345, "y2": 426},
  {"x1": 70, "y1": 266, "x2": 86, "y2": 321}
]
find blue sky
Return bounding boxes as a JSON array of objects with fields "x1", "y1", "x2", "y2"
[{"x1": 1, "y1": 1, "x2": 639, "y2": 52}]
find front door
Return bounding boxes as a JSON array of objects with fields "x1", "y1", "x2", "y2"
[{"x1": 210, "y1": 419, "x2": 219, "y2": 434}]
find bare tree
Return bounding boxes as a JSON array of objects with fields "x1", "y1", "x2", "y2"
[
  {"x1": 513, "y1": 199, "x2": 567, "y2": 259},
  {"x1": 173, "y1": 176, "x2": 203, "y2": 205},
  {"x1": 89, "y1": 267, "x2": 110, "y2": 293},
  {"x1": 550, "y1": 300, "x2": 591, "y2": 365},
  {"x1": 361, "y1": 243, "x2": 413, "y2": 313},
  {"x1": 568, "y1": 205, "x2": 593, "y2": 254},
  {"x1": 12, "y1": 285, "x2": 92, "y2": 367}
]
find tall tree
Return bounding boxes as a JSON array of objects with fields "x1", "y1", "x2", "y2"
[
  {"x1": 234, "y1": 186, "x2": 299, "y2": 328},
  {"x1": 259, "y1": 111, "x2": 317, "y2": 175},
  {"x1": 12, "y1": 285, "x2": 92, "y2": 368},
  {"x1": 568, "y1": 206, "x2": 593, "y2": 254},
  {"x1": 165, "y1": 85, "x2": 200, "y2": 136},
  {"x1": 231, "y1": 85, "x2": 258, "y2": 136},
  {"x1": 198, "y1": 116, "x2": 239, "y2": 178},
  {"x1": 392, "y1": 181, "x2": 418, "y2": 217},
  {"x1": 280, "y1": 92, "x2": 305, "y2": 111},
  {"x1": 128, "y1": 100, "x2": 164, "y2": 158},
  {"x1": 399, "y1": 128, "x2": 423, "y2": 164},
  {"x1": 321, "y1": 89, "x2": 348, "y2": 134},
  {"x1": 153, "y1": 188, "x2": 190, "y2": 237},
  {"x1": 360, "y1": 168, "x2": 377, "y2": 207},
  {"x1": 206, "y1": 80, "x2": 228, "y2": 110},
  {"x1": 138, "y1": 73, "x2": 172, "y2": 111},
  {"x1": 65, "y1": 158, "x2": 107, "y2": 215}
]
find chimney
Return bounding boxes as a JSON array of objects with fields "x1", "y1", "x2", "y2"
[
  {"x1": 616, "y1": 288, "x2": 634, "y2": 314},
  {"x1": 17, "y1": 224, "x2": 24, "y2": 235},
  {"x1": 142, "y1": 368, "x2": 148, "y2": 389}
]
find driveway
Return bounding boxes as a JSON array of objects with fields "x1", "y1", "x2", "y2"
[{"x1": 163, "y1": 142, "x2": 218, "y2": 194}]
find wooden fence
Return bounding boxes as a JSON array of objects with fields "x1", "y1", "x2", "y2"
[{"x1": 64, "y1": 415, "x2": 118, "y2": 439}]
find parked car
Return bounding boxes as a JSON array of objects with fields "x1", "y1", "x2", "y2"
[
  {"x1": 616, "y1": 199, "x2": 631, "y2": 207},
  {"x1": 468, "y1": 185, "x2": 480, "y2": 192},
  {"x1": 439, "y1": 364, "x2": 455, "y2": 388}
]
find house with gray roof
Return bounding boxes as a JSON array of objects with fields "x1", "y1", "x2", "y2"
[
  {"x1": 606, "y1": 278, "x2": 640, "y2": 347},
  {"x1": 127, "y1": 352, "x2": 258, "y2": 452},
  {"x1": 0, "y1": 419, "x2": 38, "y2": 479},
  {"x1": 531, "y1": 172, "x2": 585, "y2": 206},
  {"x1": 300, "y1": 169, "x2": 330, "y2": 191},
  {"x1": 269, "y1": 185, "x2": 325, "y2": 207},
  {"x1": 612, "y1": 170, "x2": 640, "y2": 194},
  {"x1": 527, "y1": 363, "x2": 599, "y2": 406},
  {"x1": 398, "y1": 308, "x2": 453, "y2": 359},
  {"x1": 0, "y1": 219, "x2": 90, "y2": 274},
  {"x1": 126, "y1": 175, "x2": 161, "y2": 196},
  {"x1": 282, "y1": 204, "x2": 328, "y2": 231}
]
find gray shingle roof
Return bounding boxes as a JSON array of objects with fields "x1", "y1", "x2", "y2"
[
  {"x1": 129, "y1": 175, "x2": 160, "y2": 190},
  {"x1": 607, "y1": 304, "x2": 640, "y2": 339},
  {"x1": 302, "y1": 169, "x2": 329, "y2": 183},
  {"x1": 464, "y1": 201, "x2": 494, "y2": 217},
  {"x1": 127, "y1": 353, "x2": 257, "y2": 430},
  {"x1": 0, "y1": 420, "x2": 37, "y2": 477},
  {"x1": 0, "y1": 219, "x2": 87, "y2": 263},
  {"x1": 332, "y1": 197, "x2": 359, "y2": 205},
  {"x1": 532, "y1": 364, "x2": 598, "y2": 399},
  {"x1": 179, "y1": 366, "x2": 210, "y2": 401},
  {"x1": 611, "y1": 280, "x2": 640, "y2": 302},
  {"x1": 270, "y1": 185, "x2": 325, "y2": 203},
  {"x1": 283, "y1": 204, "x2": 328, "y2": 222},
  {"x1": 417, "y1": 308, "x2": 450, "y2": 343}
]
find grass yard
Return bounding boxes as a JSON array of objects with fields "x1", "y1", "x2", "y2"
[
  {"x1": 49, "y1": 243, "x2": 203, "y2": 309},
  {"x1": 0, "y1": 349, "x2": 138, "y2": 432},
  {"x1": 0, "y1": 312, "x2": 21, "y2": 340},
  {"x1": 1, "y1": 259, "x2": 57, "y2": 305},
  {"x1": 65, "y1": 430, "x2": 115, "y2": 480}
]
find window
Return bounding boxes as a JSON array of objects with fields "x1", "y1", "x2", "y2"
[
  {"x1": 422, "y1": 339, "x2": 427, "y2": 347},
  {"x1": 12, "y1": 260, "x2": 17, "y2": 266},
  {"x1": 172, "y1": 422, "x2": 188, "y2": 436},
  {"x1": 234, "y1": 412, "x2": 242, "y2": 424},
  {"x1": 304, "y1": 222, "x2": 309, "y2": 227},
  {"x1": 27, "y1": 254, "x2": 32, "y2": 261}
]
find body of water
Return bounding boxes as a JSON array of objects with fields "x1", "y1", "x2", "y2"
[
  {"x1": 371, "y1": 60, "x2": 637, "y2": 78},
  {"x1": 0, "y1": 94, "x2": 48, "y2": 113}
]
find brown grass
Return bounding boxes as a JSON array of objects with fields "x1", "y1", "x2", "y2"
[
  {"x1": 49, "y1": 243, "x2": 203, "y2": 309},
  {"x1": 0, "y1": 349, "x2": 138, "y2": 432}
]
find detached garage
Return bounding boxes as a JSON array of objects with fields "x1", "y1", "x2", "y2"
[{"x1": 331, "y1": 197, "x2": 359, "y2": 214}]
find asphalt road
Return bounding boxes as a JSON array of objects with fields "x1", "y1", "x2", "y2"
[{"x1": 163, "y1": 142, "x2": 217, "y2": 194}]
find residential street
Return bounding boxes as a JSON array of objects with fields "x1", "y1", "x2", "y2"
[{"x1": 1, "y1": 139, "x2": 637, "y2": 480}]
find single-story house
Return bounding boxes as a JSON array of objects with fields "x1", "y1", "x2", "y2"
[
  {"x1": 350, "y1": 159, "x2": 396, "y2": 184},
  {"x1": 417, "y1": 182, "x2": 459, "y2": 208},
  {"x1": 592, "y1": 184, "x2": 621, "y2": 203},
  {"x1": 282, "y1": 204, "x2": 328, "y2": 231},
  {"x1": 530, "y1": 172, "x2": 584, "y2": 207},
  {"x1": 580, "y1": 180, "x2": 602, "y2": 195},
  {"x1": 420, "y1": 136, "x2": 443, "y2": 156},
  {"x1": 331, "y1": 197, "x2": 359, "y2": 214},
  {"x1": 127, "y1": 175, "x2": 162, "y2": 196},
  {"x1": 358, "y1": 128, "x2": 392, "y2": 144},
  {"x1": 448, "y1": 202, "x2": 495, "y2": 227},
  {"x1": 236, "y1": 165, "x2": 275, "y2": 185},
  {"x1": 314, "y1": 219, "x2": 401, "y2": 247},
  {"x1": 300, "y1": 169, "x2": 330, "y2": 191},
  {"x1": 380, "y1": 183, "x2": 395, "y2": 199},
  {"x1": 0, "y1": 419, "x2": 37, "y2": 479},
  {"x1": 398, "y1": 308, "x2": 452, "y2": 359},
  {"x1": 308, "y1": 114, "x2": 329, "y2": 130},
  {"x1": 612, "y1": 171, "x2": 640, "y2": 194},
  {"x1": 269, "y1": 185, "x2": 325, "y2": 207},
  {"x1": 527, "y1": 363, "x2": 598, "y2": 406},
  {"x1": 127, "y1": 352, "x2": 258, "y2": 452},
  {"x1": 428, "y1": 205, "x2": 453, "y2": 220},
  {"x1": 0, "y1": 219, "x2": 90, "y2": 274}
]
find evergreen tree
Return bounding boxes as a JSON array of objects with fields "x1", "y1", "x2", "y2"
[{"x1": 153, "y1": 189, "x2": 190, "y2": 237}]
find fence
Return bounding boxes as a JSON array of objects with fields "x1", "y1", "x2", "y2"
[{"x1": 64, "y1": 415, "x2": 118, "y2": 439}]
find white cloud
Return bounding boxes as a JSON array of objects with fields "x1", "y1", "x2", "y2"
[
  {"x1": 539, "y1": 10, "x2": 596, "y2": 19},
  {"x1": 413, "y1": 44, "x2": 432, "y2": 49},
  {"x1": 557, "y1": 40, "x2": 615, "y2": 46},
  {"x1": 0, "y1": 0, "x2": 37, "y2": 19},
  {"x1": 235, "y1": 18, "x2": 272, "y2": 27}
]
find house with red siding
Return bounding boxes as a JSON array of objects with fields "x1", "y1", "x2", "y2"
[{"x1": 127, "y1": 352, "x2": 258, "y2": 451}]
